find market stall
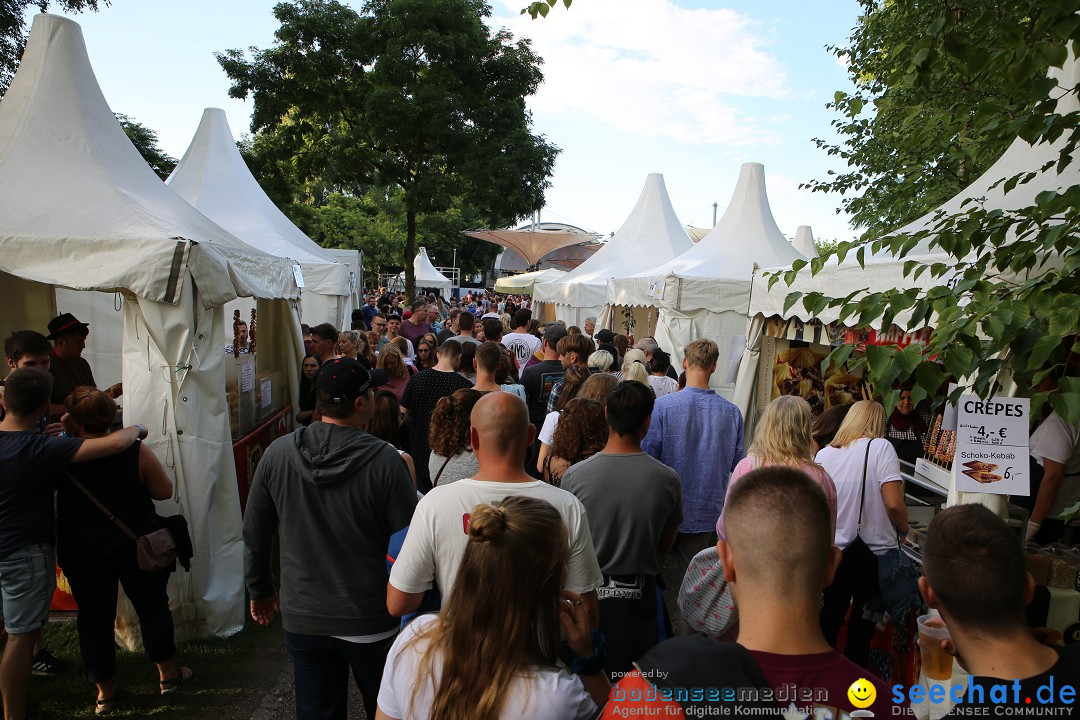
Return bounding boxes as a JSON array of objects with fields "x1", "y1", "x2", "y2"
[
  {"x1": 168, "y1": 108, "x2": 354, "y2": 330},
  {"x1": 0, "y1": 14, "x2": 301, "y2": 640},
  {"x1": 605, "y1": 162, "x2": 807, "y2": 398}
]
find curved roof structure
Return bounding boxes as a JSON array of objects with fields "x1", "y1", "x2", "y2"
[
  {"x1": 466, "y1": 222, "x2": 599, "y2": 268},
  {"x1": 0, "y1": 14, "x2": 297, "y2": 307}
]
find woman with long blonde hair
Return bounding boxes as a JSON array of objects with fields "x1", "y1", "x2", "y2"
[
  {"x1": 378, "y1": 344, "x2": 412, "y2": 400},
  {"x1": 617, "y1": 348, "x2": 652, "y2": 391},
  {"x1": 375, "y1": 497, "x2": 608, "y2": 720},
  {"x1": 816, "y1": 399, "x2": 909, "y2": 667},
  {"x1": 717, "y1": 395, "x2": 837, "y2": 539}
]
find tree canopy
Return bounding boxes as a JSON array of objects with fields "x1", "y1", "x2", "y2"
[
  {"x1": 805, "y1": 0, "x2": 1064, "y2": 238},
  {"x1": 776, "y1": 0, "x2": 1080, "y2": 426},
  {"x1": 217, "y1": 0, "x2": 558, "y2": 297},
  {"x1": 116, "y1": 113, "x2": 176, "y2": 180}
]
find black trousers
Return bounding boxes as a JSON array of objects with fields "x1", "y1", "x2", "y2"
[
  {"x1": 820, "y1": 540, "x2": 879, "y2": 669},
  {"x1": 63, "y1": 549, "x2": 176, "y2": 684}
]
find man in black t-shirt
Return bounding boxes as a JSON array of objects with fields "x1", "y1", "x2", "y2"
[
  {"x1": 520, "y1": 324, "x2": 567, "y2": 477},
  {"x1": 921, "y1": 505, "x2": 1080, "y2": 718},
  {"x1": 400, "y1": 340, "x2": 472, "y2": 492}
]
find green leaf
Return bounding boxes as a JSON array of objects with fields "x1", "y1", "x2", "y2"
[{"x1": 783, "y1": 291, "x2": 803, "y2": 314}]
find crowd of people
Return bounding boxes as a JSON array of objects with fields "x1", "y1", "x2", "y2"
[{"x1": 0, "y1": 292, "x2": 1078, "y2": 720}]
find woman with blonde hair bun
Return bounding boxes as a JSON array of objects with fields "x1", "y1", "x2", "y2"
[{"x1": 375, "y1": 497, "x2": 608, "y2": 720}]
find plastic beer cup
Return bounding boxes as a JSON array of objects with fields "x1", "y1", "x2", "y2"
[{"x1": 917, "y1": 614, "x2": 953, "y2": 680}]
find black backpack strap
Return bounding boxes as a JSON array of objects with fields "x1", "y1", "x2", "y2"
[{"x1": 634, "y1": 635, "x2": 776, "y2": 713}]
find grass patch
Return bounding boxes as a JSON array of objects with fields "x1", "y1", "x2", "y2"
[{"x1": 27, "y1": 616, "x2": 287, "y2": 719}]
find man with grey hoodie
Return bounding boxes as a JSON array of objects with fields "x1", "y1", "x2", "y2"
[{"x1": 244, "y1": 358, "x2": 416, "y2": 720}]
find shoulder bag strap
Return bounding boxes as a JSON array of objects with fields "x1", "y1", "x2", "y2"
[
  {"x1": 856, "y1": 439, "x2": 873, "y2": 537},
  {"x1": 433, "y1": 454, "x2": 453, "y2": 487},
  {"x1": 65, "y1": 471, "x2": 139, "y2": 541}
]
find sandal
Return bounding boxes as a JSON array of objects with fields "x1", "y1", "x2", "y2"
[
  {"x1": 159, "y1": 667, "x2": 192, "y2": 696},
  {"x1": 94, "y1": 695, "x2": 116, "y2": 716}
]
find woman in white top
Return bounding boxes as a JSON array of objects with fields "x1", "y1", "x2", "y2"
[
  {"x1": 375, "y1": 497, "x2": 608, "y2": 720},
  {"x1": 647, "y1": 348, "x2": 679, "y2": 398},
  {"x1": 815, "y1": 400, "x2": 908, "y2": 668},
  {"x1": 535, "y1": 365, "x2": 598, "y2": 473}
]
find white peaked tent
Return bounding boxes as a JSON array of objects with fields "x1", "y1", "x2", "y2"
[
  {"x1": 534, "y1": 173, "x2": 694, "y2": 327},
  {"x1": 793, "y1": 225, "x2": 819, "y2": 258},
  {"x1": 735, "y1": 51, "x2": 1080, "y2": 419},
  {"x1": 605, "y1": 163, "x2": 807, "y2": 396},
  {"x1": 167, "y1": 108, "x2": 354, "y2": 328},
  {"x1": 0, "y1": 14, "x2": 300, "y2": 639},
  {"x1": 398, "y1": 247, "x2": 452, "y2": 298}
]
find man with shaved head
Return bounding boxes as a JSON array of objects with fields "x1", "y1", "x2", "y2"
[
  {"x1": 601, "y1": 467, "x2": 892, "y2": 719},
  {"x1": 387, "y1": 391, "x2": 602, "y2": 623}
]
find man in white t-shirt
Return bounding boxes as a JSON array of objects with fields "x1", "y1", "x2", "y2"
[
  {"x1": 386, "y1": 391, "x2": 603, "y2": 624},
  {"x1": 502, "y1": 308, "x2": 541, "y2": 369},
  {"x1": 1027, "y1": 411, "x2": 1080, "y2": 543}
]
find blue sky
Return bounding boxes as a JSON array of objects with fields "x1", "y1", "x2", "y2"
[{"x1": 40, "y1": 0, "x2": 864, "y2": 245}]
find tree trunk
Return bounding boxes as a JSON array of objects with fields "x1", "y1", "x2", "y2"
[{"x1": 405, "y1": 208, "x2": 416, "y2": 300}]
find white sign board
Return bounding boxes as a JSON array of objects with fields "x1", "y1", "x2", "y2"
[
  {"x1": 240, "y1": 362, "x2": 255, "y2": 393},
  {"x1": 293, "y1": 264, "x2": 306, "y2": 289},
  {"x1": 954, "y1": 394, "x2": 1030, "y2": 496},
  {"x1": 260, "y1": 378, "x2": 273, "y2": 410}
]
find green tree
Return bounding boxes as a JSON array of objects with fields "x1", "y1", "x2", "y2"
[
  {"x1": 116, "y1": 113, "x2": 176, "y2": 180},
  {"x1": 0, "y1": 0, "x2": 104, "y2": 95},
  {"x1": 217, "y1": 0, "x2": 558, "y2": 298},
  {"x1": 774, "y1": 1, "x2": 1080, "y2": 427},
  {"x1": 804, "y1": 0, "x2": 1063, "y2": 238}
]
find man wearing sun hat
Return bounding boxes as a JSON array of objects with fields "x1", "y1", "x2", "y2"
[
  {"x1": 243, "y1": 358, "x2": 417, "y2": 719},
  {"x1": 45, "y1": 313, "x2": 121, "y2": 420}
]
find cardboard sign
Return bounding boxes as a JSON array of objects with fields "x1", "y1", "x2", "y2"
[{"x1": 954, "y1": 394, "x2": 1029, "y2": 496}]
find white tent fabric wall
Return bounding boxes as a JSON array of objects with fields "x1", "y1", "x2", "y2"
[
  {"x1": 397, "y1": 247, "x2": 452, "y2": 298},
  {"x1": 54, "y1": 288, "x2": 125, "y2": 390},
  {"x1": 325, "y1": 248, "x2": 362, "y2": 314},
  {"x1": 0, "y1": 14, "x2": 302, "y2": 639},
  {"x1": 533, "y1": 173, "x2": 694, "y2": 327},
  {"x1": 605, "y1": 163, "x2": 807, "y2": 396},
  {"x1": 167, "y1": 108, "x2": 352, "y2": 329},
  {"x1": 793, "y1": 226, "x2": 819, "y2": 258}
]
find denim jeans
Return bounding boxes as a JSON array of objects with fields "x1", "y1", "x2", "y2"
[
  {"x1": 0, "y1": 543, "x2": 55, "y2": 635},
  {"x1": 285, "y1": 631, "x2": 395, "y2": 720}
]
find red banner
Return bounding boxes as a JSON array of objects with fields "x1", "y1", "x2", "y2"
[{"x1": 233, "y1": 405, "x2": 293, "y2": 514}]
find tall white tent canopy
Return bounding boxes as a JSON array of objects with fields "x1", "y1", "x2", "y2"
[
  {"x1": 736, "y1": 52, "x2": 1080, "y2": 420},
  {"x1": 793, "y1": 225, "x2": 819, "y2": 258},
  {"x1": 167, "y1": 108, "x2": 354, "y2": 328},
  {"x1": 398, "y1": 247, "x2": 452, "y2": 298},
  {"x1": 605, "y1": 163, "x2": 807, "y2": 396},
  {"x1": 533, "y1": 173, "x2": 694, "y2": 327},
  {"x1": 0, "y1": 14, "x2": 300, "y2": 640}
]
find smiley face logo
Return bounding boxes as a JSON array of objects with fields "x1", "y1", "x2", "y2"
[{"x1": 848, "y1": 678, "x2": 876, "y2": 709}]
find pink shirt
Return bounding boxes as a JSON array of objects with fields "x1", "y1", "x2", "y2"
[{"x1": 716, "y1": 455, "x2": 838, "y2": 540}]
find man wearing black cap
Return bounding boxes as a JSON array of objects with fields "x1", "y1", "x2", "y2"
[
  {"x1": 45, "y1": 313, "x2": 119, "y2": 420},
  {"x1": 243, "y1": 358, "x2": 416, "y2": 720}
]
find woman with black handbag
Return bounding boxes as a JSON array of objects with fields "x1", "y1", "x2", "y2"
[
  {"x1": 57, "y1": 387, "x2": 191, "y2": 716},
  {"x1": 816, "y1": 400, "x2": 912, "y2": 668}
]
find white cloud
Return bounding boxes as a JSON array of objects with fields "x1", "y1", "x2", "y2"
[{"x1": 493, "y1": 0, "x2": 789, "y2": 146}]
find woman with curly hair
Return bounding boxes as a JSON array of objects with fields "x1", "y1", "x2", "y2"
[
  {"x1": 542, "y1": 398, "x2": 609, "y2": 487},
  {"x1": 378, "y1": 344, "x2": 412, "y2": 400},
  {"x1": 375, "y1": 497, "x2": 607, "y2": 720},
  {"x1": 427, "y1": 389, "x2": 484, "y2": 487},
  {"x1": 536, "y1": 365, "x2": 593, "y2": 474},
  {"x1": 337, "y1": 330, "x2": 369, "y2": 367}
]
